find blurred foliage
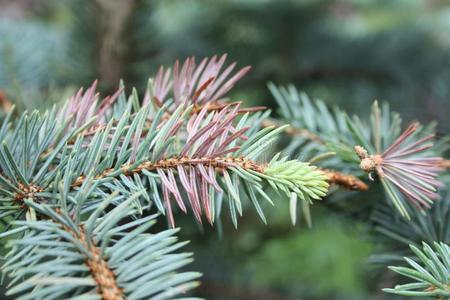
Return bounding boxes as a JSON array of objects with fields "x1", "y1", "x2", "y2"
[
  {"x1": 2, "y1": 0, "x2": 450, "y2": 123},
  {"x1": 128, "y1": 0, "x2": 450, "y2": 131},
  {"x1": 0, "y1": 19, "x2": 63, "y2": 88},
  {"x1": 246, "y1": 217, "x2": 373, "y2": 298}
]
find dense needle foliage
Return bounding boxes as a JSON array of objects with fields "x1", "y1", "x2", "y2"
[{"x1": 0, "y1": 54, "x2": 447, "y2": 299}]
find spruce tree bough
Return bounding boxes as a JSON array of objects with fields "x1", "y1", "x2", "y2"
[{"x1": 0, "y1": 56, "x2": 447, "y2": 299}]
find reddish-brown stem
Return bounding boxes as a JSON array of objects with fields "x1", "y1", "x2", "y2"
[
  {"x1": 322, "y1": 169, "x2": 368, "y2": 191},
  {"x1": 15, "y1": 157, "x2": 368, "y2": 206},
  {"x1": 57, "y1": 217, "x2": 123, "y2": 300},
  {"x1": 439, "y1": 159, "x2": 450, "y2": 168},
  {"x1": 72, "y1": 156, "x2": 265, "y2": 188}
]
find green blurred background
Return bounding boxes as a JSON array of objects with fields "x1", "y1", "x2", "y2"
[{"x1": 1, "y1": 0, "x2": 450, "y2": 299}]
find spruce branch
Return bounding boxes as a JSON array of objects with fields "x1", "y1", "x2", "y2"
[
  {"x1": 269, "y1": 83, "x2": 446, "y2": 217},
  {"x1": 62, "y1": 102, "x2": 328, "y2": 227},
  {"x1": 57, "y1": 79, "x2": 122, "y2": 132},
  {"x1": 0, "y1": 57, "x2": 330, "y2": 229},
  {"x1": 261, "y1": 117, "x2": 368, "y2": 191},
  {"x1": 383, "y1": 242, "x2": 450, "y2": 299},
  {"x1": 268, "y1": 82, "x2": 347, "y2": 153},
  {"x1": 370, "y1": 187, "x2": 450, "y2": 265},
  {"x1": 59, "y1": 77, "x2": 264, "y2": 145},
  {"x1": 53, "y1": 55, "x2": 263, "y2": 155},
  {"x1": 144, "y1": 54, "x2": 252, "y2": 111},
  {"x1": 1, "y1": 97, "x2": 328, "y2": 228},
  {"x1": 58, "y1": 216, "x2": 124, "y2": 299},
  {"x1": 1, "y1": 186, "x2": 200, "y2": 299},
  {"x1": 355, "y1": 123, "x2": 443, "y2": 218},
  {"x1": 0, "y1": 107, "x2": 94, "y2": 223}
]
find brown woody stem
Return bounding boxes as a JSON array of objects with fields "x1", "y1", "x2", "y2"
[
  {"x1": 59, "y1": 217, "x2": 123, "y2": 300},
  {"x1": 439, "y1": 159, "x2": 450, "y2": 168},
  {"x1": 322, "y1": 169, "x2": 368, "y2": 191},
  {"x1": 14, "y1": 157, "x2": 264, "y2": 208},
  {"x1": 72, "y1": 156, "x2": 265, "y2": 188}
]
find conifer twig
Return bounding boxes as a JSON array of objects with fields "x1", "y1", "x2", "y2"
[
  {"x1": 71, "y1": 156, "x2": 266, "y2": 188},
  {"x1": 355, "y1": 123, "x2": 443, "y2": 217},
  {"x1": 59, "y1": 218, "x2": 124, "y2": 300},
  {"x1": 144, "y1": 54, "x2": 251, "y2": 110},
  {"x1": 4, "y1": 101, "x2": 328, "y2": 228},
  {"x1": 1, "y1": 193, "x2": 199, "y2": 299},
  {"x1": 383, "y1": 242, "x2": 450, "y2": 299}
]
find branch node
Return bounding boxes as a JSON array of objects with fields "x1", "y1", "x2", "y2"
[{"x1": 355, "y1": 145, "x2": 383, "y2": 176}]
